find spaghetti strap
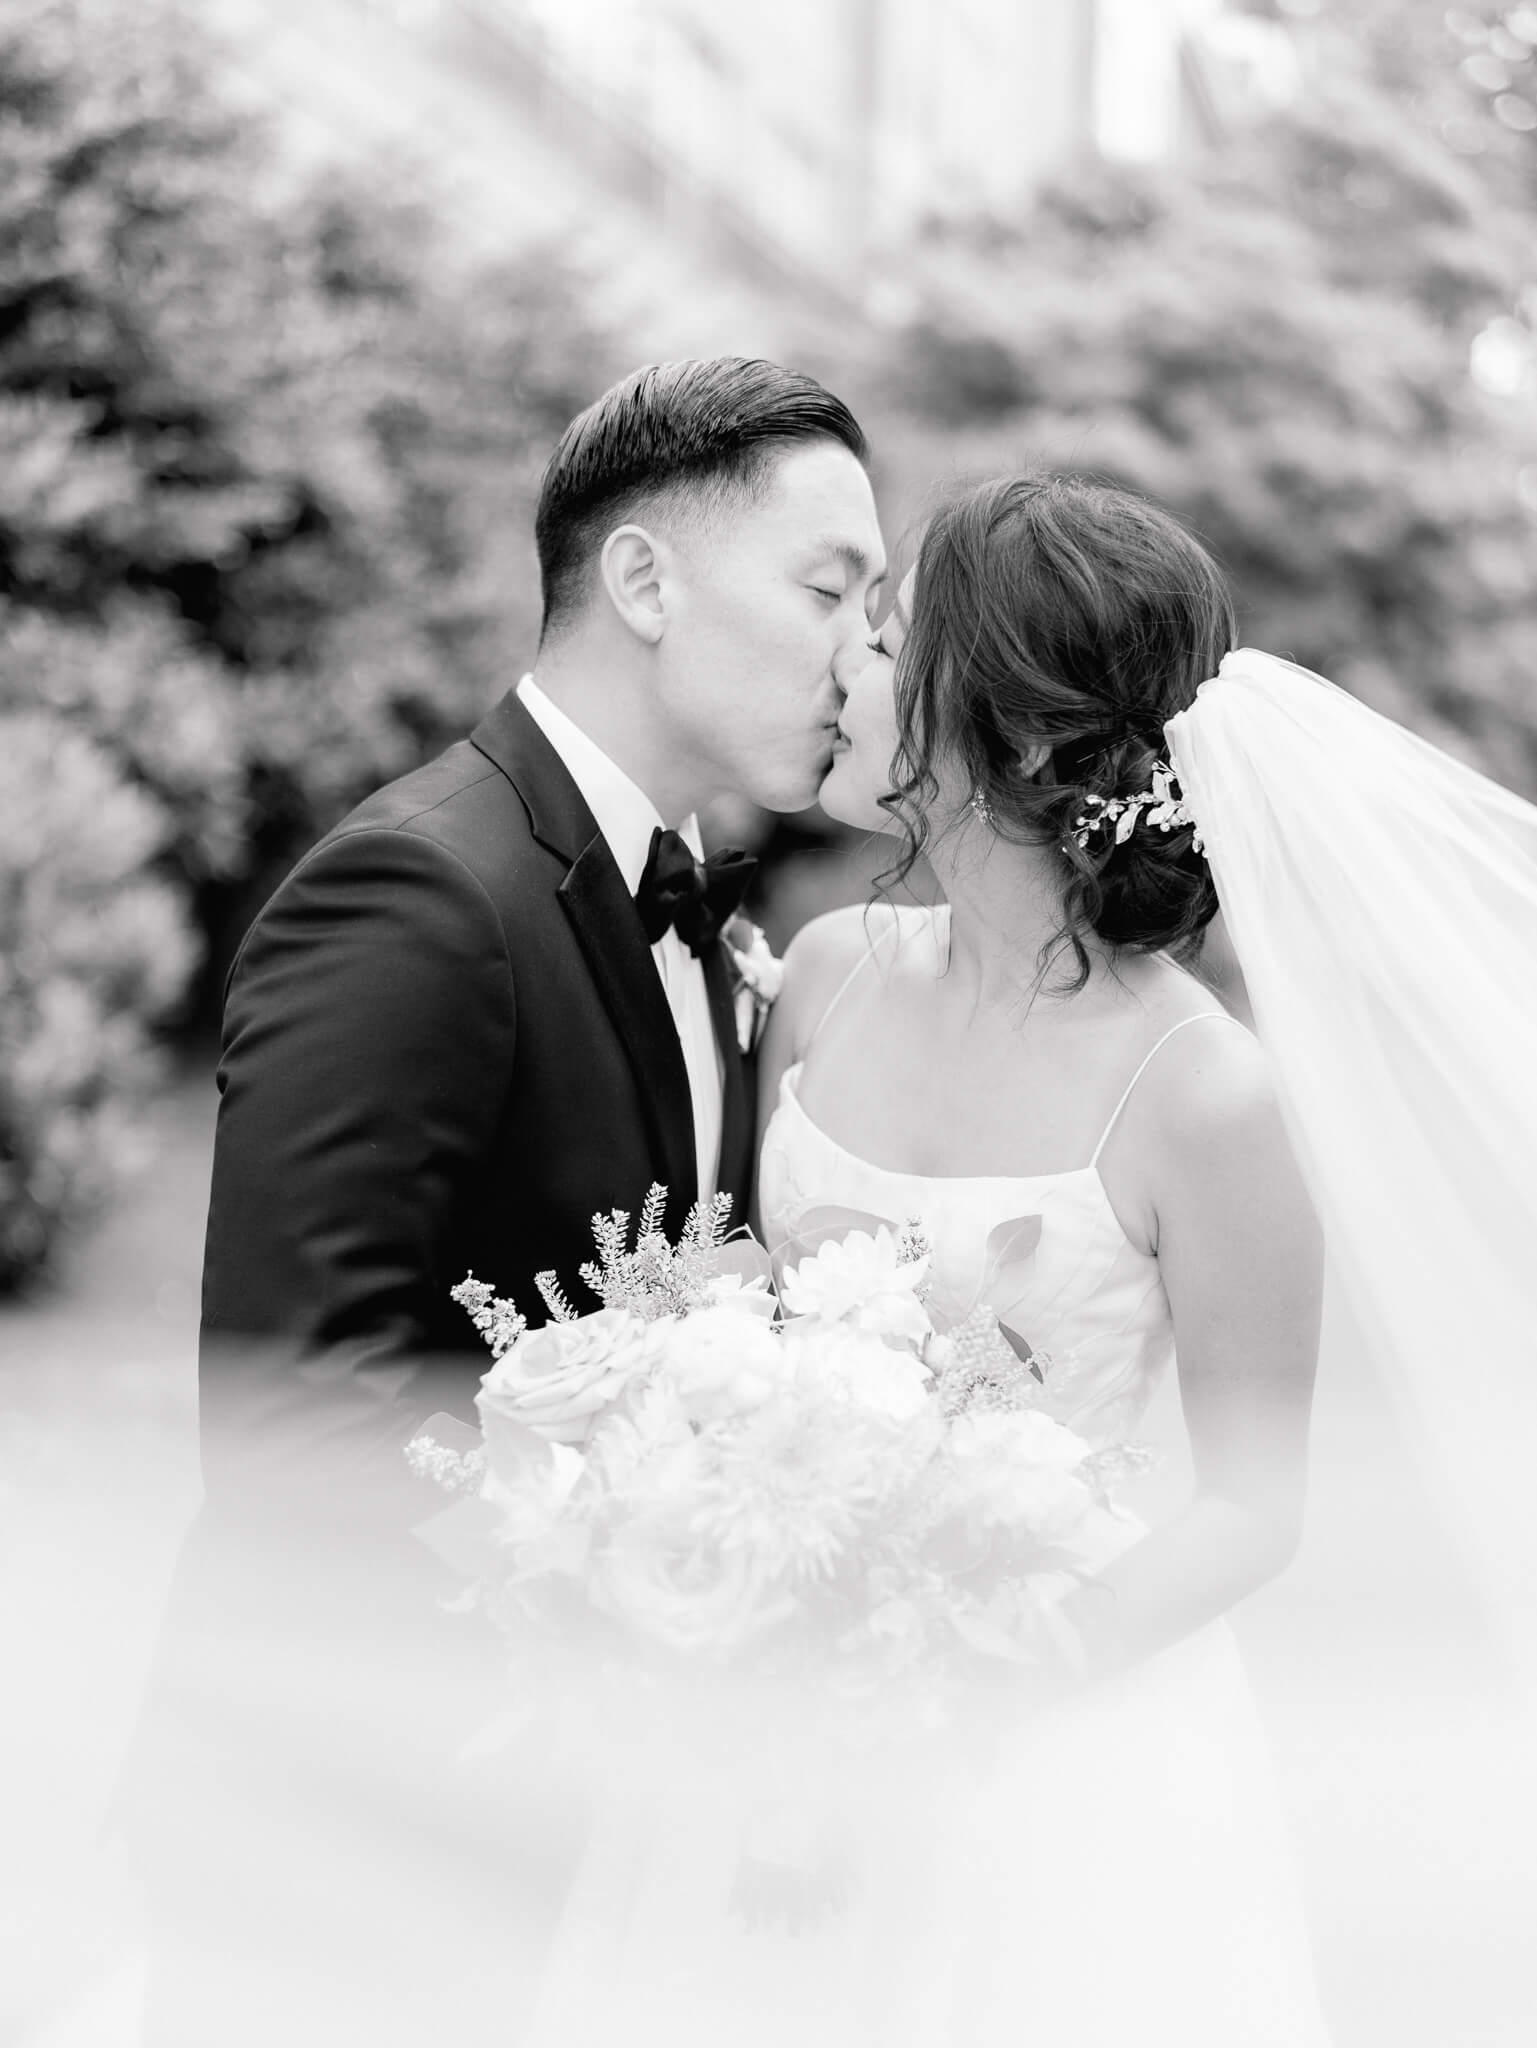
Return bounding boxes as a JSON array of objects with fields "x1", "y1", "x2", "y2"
[
  {"x1": 1089, "y1": 1011, "x2": 1244, "y2": 1169},
  {"x1": 805, "y1": 907, "x2": 912, "y2": 1051}
]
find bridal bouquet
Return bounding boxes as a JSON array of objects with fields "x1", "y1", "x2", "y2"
[{"x1": 408, "y1": 1189, "x2": 1133, "y2": 1697}]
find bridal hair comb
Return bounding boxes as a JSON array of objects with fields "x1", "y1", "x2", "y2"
[{"x1": 1070, "y1": 762, "x2": 1205, "y2": 857}]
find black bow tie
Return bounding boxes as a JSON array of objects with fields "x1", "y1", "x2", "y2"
[{"x1": 634, "y1": 826, "x2": 757, "y2": 958}]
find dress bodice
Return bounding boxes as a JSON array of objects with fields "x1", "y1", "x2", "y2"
[
  {"x1": 758, "y1": 1066, "x2": 1178, "y2": 1449},
  {"x1": 756, "y1": 907, "x2": 1242, "y2": 1449}
]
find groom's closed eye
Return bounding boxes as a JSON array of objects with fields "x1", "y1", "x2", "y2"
[{"x1": 798, "y1": 540, "x2": 887, "y2": 604}]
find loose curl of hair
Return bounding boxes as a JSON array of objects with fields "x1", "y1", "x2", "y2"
[{"x1": 884, "y1": 473, "x2": 1235, "y2": 990}]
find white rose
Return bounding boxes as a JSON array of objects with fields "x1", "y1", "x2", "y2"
[
  {"x1": 591, "y1": 1390, "x2": 710, "y2": 1517},
  {"x1": 482, "y1": 1440, "x2": 590, "y2": 1577},
  {"x1": 703, "y1": 1271, "x2": 778, "y2": 1321},
  {"x1": 785, "y1": 1319, "x2": 934, "y2": 1424},
  {"x1": 591, "y1": 1519, "x2": 786, "y2": 1655},
  {"x1": 656, "y1": 1305, "x2": 791, "y2": 1424},
  {"x1": 477, "y1": 1308, "x2": 656, "y2": 1448},
  {"x1": 864, "y1": 1594, "x2": 930, "y2": 1668},
  {"x1": 947, "y1": 1409, "x2": 1095, "y2": 1539},
  {"x1": 729, "y1": 921, "x2": 786, "y2": 999},
  {"x1": 779, "y1": 1227, "x2": 932, "y2": 1342}
]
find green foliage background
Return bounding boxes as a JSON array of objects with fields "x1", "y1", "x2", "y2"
[
  {"x1": 0, "y1": 0, "x2": 617, "y2": 1284},
  {"x1": 2, "y1": 0, "x2": 1534, "y2": 1285},
  {"x1": 849, "y1": 0, "x2": 1537, "y2": 786}
]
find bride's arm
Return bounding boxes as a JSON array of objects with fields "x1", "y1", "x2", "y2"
[{"x1": 1054, "y1": 1031, "x2": 1323, "y2": 1681}]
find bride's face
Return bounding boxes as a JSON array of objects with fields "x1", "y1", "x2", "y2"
[
  {"x1": 819, "y1": 568, "x2": 972, "y2": 834},
  {"x1": 820, "y1": 568, "x2": 909, "y2": 832},
  {"x1": 816, "y1": 573, "x2": 905, "y2": 830}
]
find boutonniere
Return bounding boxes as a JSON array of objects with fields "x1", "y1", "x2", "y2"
[{"x1": 722, "y1": 913, "x2": 784, "y2": 1056}]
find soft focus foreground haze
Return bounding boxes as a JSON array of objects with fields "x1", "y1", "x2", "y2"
[{"x1": 3, "y1": 3, "x2": 1537, "y2": 2042}]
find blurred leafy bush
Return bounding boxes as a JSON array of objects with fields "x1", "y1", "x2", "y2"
[
  {"x1": 0, "y1": 0, "x2": 616, "y2": 1281},
  {"x1": 858, "y1": 0, "x2": 1537, "y2": 788},
  {"x1": 0, "y1": 711, "x2": 199, "y2": 1285}
]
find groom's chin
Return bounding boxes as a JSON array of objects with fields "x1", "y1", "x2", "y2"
[{"x1": 753, "y1": 761, "x2": 834, "y2": 818}]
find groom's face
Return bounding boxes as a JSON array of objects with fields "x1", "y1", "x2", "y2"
[{"x1": 657, "y1": 440, "x2": 885, "y2": 812}]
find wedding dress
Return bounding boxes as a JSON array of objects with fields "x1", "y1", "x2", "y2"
[{"x1": 523, "y1": 906, "x2": 1331, "y2": 2048}]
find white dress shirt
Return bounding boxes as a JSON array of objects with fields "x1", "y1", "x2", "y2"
[{"x1": 517, "y1": 675, "x2": 723, "y2": 1200}]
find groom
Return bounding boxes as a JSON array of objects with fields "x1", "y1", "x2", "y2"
[
  {"x1": 199, "y1": 356, "x2": 885, "y2": 1459},
  {"x1": 139, "y1": 358, "x2": 883, "y2": 2047}
]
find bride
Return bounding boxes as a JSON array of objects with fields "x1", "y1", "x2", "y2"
[
  {"x1": 526, "y1": 465, "x2": 1537, "y2": 2046},
  {"x1": 770, "y1": 472, "x2": 1321, "y2": 1695},
  {"x1": 531, "y1": 474, "x2": 1337, "y2": 2045},
  {"x1": 771, "y1": 467, "x2": 1537, "y2": 1738}
]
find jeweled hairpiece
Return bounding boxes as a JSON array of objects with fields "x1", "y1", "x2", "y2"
[{"x1": 1070, "y1": 762, "x2": 1205, "y2": 857}]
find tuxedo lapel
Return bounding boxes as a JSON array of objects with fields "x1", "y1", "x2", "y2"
[
  {"x1": 558, "y1": 840, "x2": 699, "y2": 1212},
  {"x1": 471, "y1": 689, "x2": 699, "y2": 1214},
  {"x1": 471, "y1": 688, "x2": 596, "y2": 866},
  {"x1": 703, "y1": 943, "x2": 753, "y2": 1225}
]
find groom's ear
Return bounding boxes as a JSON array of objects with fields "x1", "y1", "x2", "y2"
[{"x1": 599, "y1": 524, "x2": 668, "y2": 645}]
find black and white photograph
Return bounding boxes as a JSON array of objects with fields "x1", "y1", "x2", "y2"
[{"x1": 4, "y1": 3, "x2": 1537, "y2": 2044}]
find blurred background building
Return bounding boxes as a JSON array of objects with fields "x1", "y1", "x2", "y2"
[{"x1": 205, "y1": 0, "x2": 1234, "y2": 337}]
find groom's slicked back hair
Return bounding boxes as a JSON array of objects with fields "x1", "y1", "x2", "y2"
[{"x1": 535, "y1": 358, "x2": 868, "y2": 640}]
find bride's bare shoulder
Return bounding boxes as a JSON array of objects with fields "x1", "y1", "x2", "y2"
[
  {"x1": 782, "y1": 899, "x2": 933, "y2": 981},
  {"x1": 1128, "y1": 1001, "x2": 1309, "y2": 1212},
  {"x1": 775, "y1": 900, "x2": 934, "y2": 1049}
]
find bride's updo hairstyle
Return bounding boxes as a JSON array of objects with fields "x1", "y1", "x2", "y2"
[{"x1": 887, "y1": 473, "x2": 1234, "y2": 987}]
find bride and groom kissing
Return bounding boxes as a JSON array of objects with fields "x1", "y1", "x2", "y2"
[
  {"x1": 201, "y1": 353, "x2": 1315, "y2": 1583},
  {"x1": 182, "y1": 352, "x2": 1537, "y2": 2043}
]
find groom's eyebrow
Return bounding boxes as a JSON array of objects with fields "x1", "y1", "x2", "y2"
[{"x1": 804, "y1": 539, "x2": 887, "y2": 586}]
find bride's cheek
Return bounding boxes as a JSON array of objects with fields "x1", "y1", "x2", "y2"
[{"x1": 850, "y1": 763, "x2": 902, "y2": 835}]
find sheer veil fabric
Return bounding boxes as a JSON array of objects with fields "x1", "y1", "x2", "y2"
[{"x1": 1167, "y1": 650, "x2": 1537, "y2": 1706}]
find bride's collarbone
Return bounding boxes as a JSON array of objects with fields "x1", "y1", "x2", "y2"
[
  {"x1": 798, "y1": 979, "x2": 1213, "y2": 1190},
  {"x1": 797, "y1": 1040, "x2": 1109, "y2": 1181}
]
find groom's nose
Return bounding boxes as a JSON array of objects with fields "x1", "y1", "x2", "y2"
[{"x1": 830, "y1": 626, "x2": 867, "y2": 693}]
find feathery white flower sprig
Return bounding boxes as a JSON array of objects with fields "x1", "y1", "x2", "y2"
[
  {"x1": 404, "y1": 1433, "x2": 488, "y2": 1493},
  {"x1": 895, "y1": 1217, "x2": 932, "y2": 1270},
  {"x1": 579, "y1": 1185, "x2": 738, "y2": 1322},
  {"x1": 449, "y1": 1274, "x2": 528, "y2": 1358},
  {"x1": 1071, "y1": 762, "x2": 1204, "y2": 857},
  {"x1": 926, "y1": 1303, "x2": 1051, "y2": 1419}
]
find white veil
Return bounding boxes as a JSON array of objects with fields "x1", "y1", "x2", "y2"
[{"x1": 1166, "y1": 650, "x2": 1537, "y2": 1704}]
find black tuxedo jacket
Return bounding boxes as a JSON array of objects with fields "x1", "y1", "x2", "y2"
[
  {"x1": 130, "y1": 690, "x2": 746, "y2": 2031},
  {"x1": 199, "y1": 687, "x2": 756, "y2": 1446}
]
